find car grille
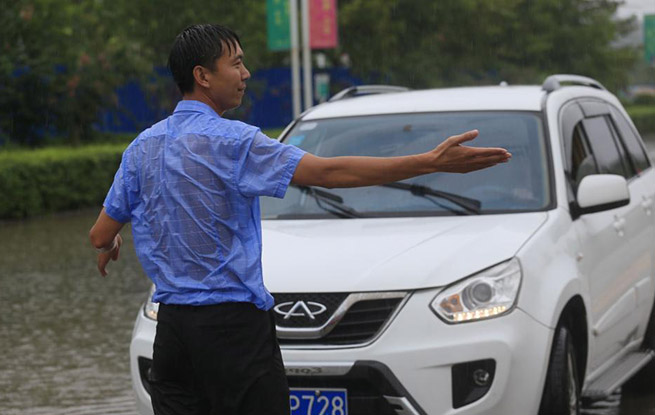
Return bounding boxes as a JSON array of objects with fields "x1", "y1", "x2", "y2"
[
  {"x1": 272, "y1": 293, "x2": 349, "y2": 328},
  {"x1": 272, "y1": 292, "x2": 407, "y2": 346}
]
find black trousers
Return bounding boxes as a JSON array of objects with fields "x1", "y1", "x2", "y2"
[{"x1": 148, "y1": 302, "x2": 290, "y2": 415}]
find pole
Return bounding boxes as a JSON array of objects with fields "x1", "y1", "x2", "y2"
[
  {"x1": 290, "y1": 0, "x2": 301, "y2": 118},
  {"x1": 301, "y1": 0, "x2": 313, "y2": 110}
]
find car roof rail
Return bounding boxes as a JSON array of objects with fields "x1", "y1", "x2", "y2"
[
  {"x1": 542, "y1": 74, "x2": 607, "y2": 93},
  {"x1": 329, "y1": 85, "x2": 410, "y2": 102}
]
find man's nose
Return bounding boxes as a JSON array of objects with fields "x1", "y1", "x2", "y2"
[{"x1": 242, "y1": 66, "x2": 251, "y2": 81}]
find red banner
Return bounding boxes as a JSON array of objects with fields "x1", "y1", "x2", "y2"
[{"x1": 310, "y1": 0, "x2": 338, "y2": 49}]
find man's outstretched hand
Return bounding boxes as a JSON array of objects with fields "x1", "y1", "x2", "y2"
[
  {"x1": 430, "y1": 130, "x2": 511, "y2": 173},
  {"x1": 291, "y1": 129, "x2": 511, "y2": 188}
]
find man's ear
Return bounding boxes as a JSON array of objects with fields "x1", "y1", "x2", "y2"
[{"x1": 192, "y1": 65, "x2": 211, "y2": 89}]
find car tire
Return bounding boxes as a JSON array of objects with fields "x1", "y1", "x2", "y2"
[
  {"x1": 539, "y1": 324, "x2": 581, "y2": 415},
  {"x1": 630, "y1": 301, "x2": 655, "y2": 390},
  {"x1": 642, "y1": 301, "x2": 655, "y2": 350}
]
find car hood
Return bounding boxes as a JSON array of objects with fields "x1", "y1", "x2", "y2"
[{"x1": 262, "y1": 213, "x2": 548, "y2": 293}]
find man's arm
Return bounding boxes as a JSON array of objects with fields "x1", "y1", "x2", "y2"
[
  {"x1": 292, "y1": 130, "x2": 511, "y2": 188},
  {"x1": 89, "y1": 208, "x2": 125, "y2": 276}
]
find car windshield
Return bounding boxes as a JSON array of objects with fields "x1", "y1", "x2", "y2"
[{"x1": 261, "y1": 111, "x2": 551, "y2": 219}]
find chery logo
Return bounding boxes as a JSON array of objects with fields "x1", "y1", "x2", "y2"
[{"x1": 273, "y1": 301, "x2": 327, "y2": 320}]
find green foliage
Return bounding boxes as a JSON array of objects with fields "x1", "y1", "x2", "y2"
[
  {"x1": 116, "y1": 0, "x2": 275, "y2": 70},
  {"x1": 338, "y1": 0, "x2": 638, "y2": 90},
  {"x1": 0, "y1": 144, "x2": 126, "y2": 219},
  {"x1": 113, "y1": 0, "x2": 281, "y2": 116},
  {"x1": 0, "y1": 0, "x2": 643, "y2": 148},
  {"x1": 626, "y1": 105, "x2": 655, "y2": 135},
  {"x1": 0, "y1": 0, "x2": 285, "y2": 147},
  {"x1": 263, "y1": 128, "x2": 284, "y2": 139},
  {"x1": 0, "y1": 1, "x2": 152, "y2": 146},
  {"x1": 633, "y1": 94, "x2": 655, "y2": 106}
]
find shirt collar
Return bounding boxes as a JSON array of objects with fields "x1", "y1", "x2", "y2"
[{"x1": 173, "y1": 100, "x2": 222, "y2": 119}]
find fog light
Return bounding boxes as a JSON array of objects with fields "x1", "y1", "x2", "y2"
[
  {"x1": 138, "y1": 357, "x2": 153, "y2": 395},
  {"x1": 452, "y1": 359, "x2": 496, "y2": 409},
  {"x1": 473, "y1": 369, "x2": 490, "y2": 386}
]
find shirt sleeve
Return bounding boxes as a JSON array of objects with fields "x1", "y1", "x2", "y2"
[
  {"x1": 236, "y1": 129, "x2": 307, "y2": 198},
  {"x1": 103, "y1": 149, "x2": 136, "y2": 223}
]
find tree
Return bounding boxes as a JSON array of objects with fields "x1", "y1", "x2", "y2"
[
  {"x1": 0, "y1": 0, "x2": 284, "y2": 146},
  {"x1": 337, "y1": 0, "x2": 637, "y2": 90},
  {"x1": 112, "y1": 0, "x2": 282, "y2": 117},
  {"x1": 0, "y1": 0, "x2": 639, "y2": 146},
  {"x1": 0, "y1": 0, "x2": 151, "y2": 146}
]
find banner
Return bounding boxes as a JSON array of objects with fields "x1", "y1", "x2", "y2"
[
  {"x1": 310, "y1": 0, "x2": 338, "y2": 49},
  {"x1": 267, "y1": 0, "x2": 291, "y2": 51},
  {"x1": 646, "y1": 14, "x2": 655, "y2": 65}
]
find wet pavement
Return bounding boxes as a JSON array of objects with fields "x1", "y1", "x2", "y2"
[
  {"x1": 1, "y1": 135, "x2": 654, "y2": 415},
  {"x1": 0, "y1": 209, "x2": 148, "y2": 415}
]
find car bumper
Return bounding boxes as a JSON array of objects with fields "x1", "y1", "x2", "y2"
[{"x1": 130, "y1": 289, "x2": 554, "y2": 415}]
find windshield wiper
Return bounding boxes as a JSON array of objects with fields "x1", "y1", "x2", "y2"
[
  {"x1": 291, "y1": 184, "x2": 365, "y2": 218},
  {"x1": 379, "y1": 182, "x2": 481, "y2": 215}
]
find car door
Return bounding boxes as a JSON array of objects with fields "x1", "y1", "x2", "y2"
[
  {"x1": 608, "y1": 105, "x2": 655, "y2": 338},
  {"x1": 565, "y1": 99, "x2": 654, "y2": 371}
]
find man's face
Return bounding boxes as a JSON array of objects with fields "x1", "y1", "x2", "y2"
[{"x1": 205, "y1": 43, "x2": 250, "y2": 115}]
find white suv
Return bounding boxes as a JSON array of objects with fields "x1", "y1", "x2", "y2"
[{"x1": 130, "y1": 75, "x2": 655, "y2": 415}]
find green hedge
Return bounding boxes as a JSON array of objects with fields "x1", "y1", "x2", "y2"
[
  {"x1": 626, "y1": 105, "x2": 655, "y2": 136},
  {"x1": 0, "y1": 144, "x2": 127, "y2": 219}
]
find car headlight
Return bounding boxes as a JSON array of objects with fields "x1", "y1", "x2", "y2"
[
  {"x1": 144, "y1": 284, "x2": 159, "y2": 321},
  {"x1": 430, "y1": 258, "x2": 522, "y2": 323}
]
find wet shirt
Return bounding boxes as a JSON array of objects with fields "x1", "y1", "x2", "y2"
[{"x1": 103, "y1": 100, "x2": 306, "y2": 309}]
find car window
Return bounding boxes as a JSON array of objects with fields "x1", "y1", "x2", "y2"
[
  {"x1": 581, "y1": 116, "x2": 630, "y2": 179},
  {"x1": 609, "y1": 107, "x2": 650, "y2": 174},
  {"x1": 570, "y1": 124, "x2": 598, "y2": 190},
  {"x1": 605, "y1": 116, "x2": 637, "y2": 178},
  {"x1": 261, "y1": 111, "x2": 552, "y2": 219}
]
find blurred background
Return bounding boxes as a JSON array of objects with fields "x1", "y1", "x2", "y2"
[
  {"x1": 1, "y1": 0, "x2": 654, "y2": 147},
  {"x1": 0, "y1": 1, "x2": 654, "y2": 414}
]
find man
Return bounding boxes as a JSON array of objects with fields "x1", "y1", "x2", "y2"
[{"x1": 89, "y1": 24, "x2": 510, "y2": 415}]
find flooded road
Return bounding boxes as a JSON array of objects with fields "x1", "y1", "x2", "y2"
[
  {"x1": 0, "y1": 209, "x2": 148, "y2": 415},
  {"x1": 1, "y1": 134, "x2": 655, "y2": 415}
]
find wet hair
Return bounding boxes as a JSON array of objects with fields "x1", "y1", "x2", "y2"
[{"x1": 168, "y1": 24, "x2": 241, "y2": 94}]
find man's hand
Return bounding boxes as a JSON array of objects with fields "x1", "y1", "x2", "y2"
[
  {"x1": 97, "y1": 234, "x2": 123, "y2": 277},
  {"x1": 89, "y1": 208, "x2": 126, "y2": 277},
  {"x1": 429, "y1": 130, "x2": 511, "y2": 173}
]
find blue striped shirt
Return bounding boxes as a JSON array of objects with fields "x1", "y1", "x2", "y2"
[{"x1": 103, "y1": 100, "x2": 306, "y2": 309}]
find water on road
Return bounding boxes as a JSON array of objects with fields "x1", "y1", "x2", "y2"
[{"x1": 0, "y1": 209, "x2": 148, "y2": 415}]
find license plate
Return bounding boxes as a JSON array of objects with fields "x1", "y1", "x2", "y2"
[{"x1": 290, "y1": 388, "x2": 348, "y2": 415}]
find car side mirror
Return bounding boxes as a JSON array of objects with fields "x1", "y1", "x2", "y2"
[{"x1": 575, "y1": 174, "x2": 630, "y2": 216}]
